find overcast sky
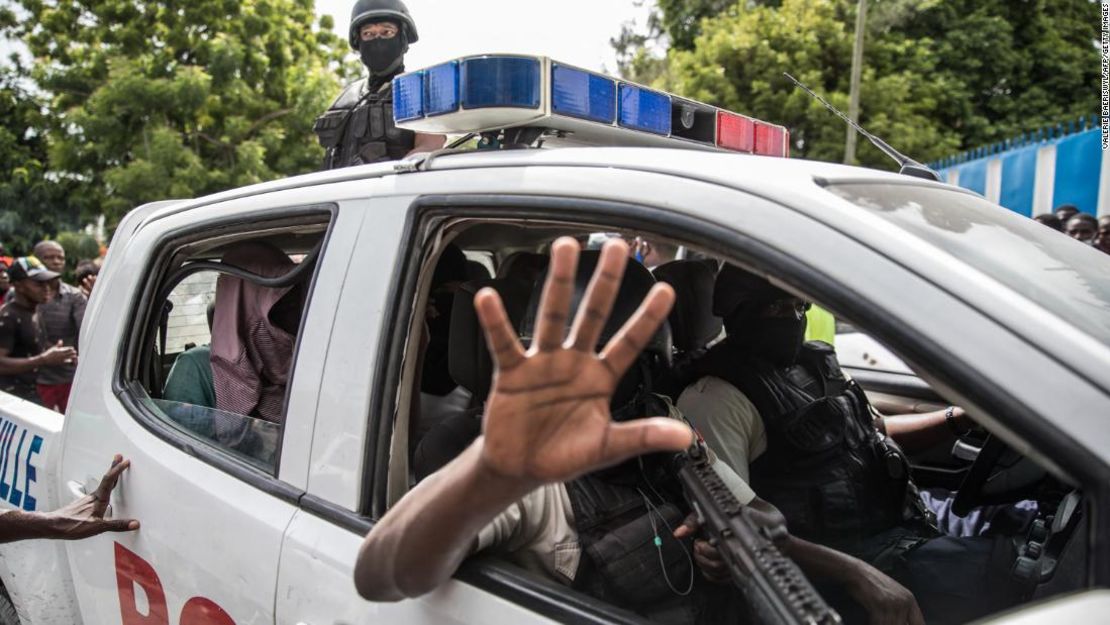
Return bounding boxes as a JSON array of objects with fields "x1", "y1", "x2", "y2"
[
  {"x1": 315, "y1": 0, "x2": 654, "y2": 73},
  {"x1": 2, "y1": 1, "x2": 655, "y2": 74}
]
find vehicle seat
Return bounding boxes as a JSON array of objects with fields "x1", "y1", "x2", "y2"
[
  {"x1": 465, "y1": 259, "x2": 492, "y2": 281},
  {"x1": 497, "y1": 251, "x2": 549, "y2": 284},
  {"x1": 652, "y1": 260, "x2": 722, "y2": 397},
  {"x1": 412, "y1": 277, "x2": 533, "y2": 480}
]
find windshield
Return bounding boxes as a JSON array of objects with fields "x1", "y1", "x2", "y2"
[{"x1": 825, "y1": 183, "x2": 1110, "y2": 344}]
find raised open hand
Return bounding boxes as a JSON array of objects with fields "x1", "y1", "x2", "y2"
[{"x1": 474, "y1": 237, "x2": 692, "y2": 484}]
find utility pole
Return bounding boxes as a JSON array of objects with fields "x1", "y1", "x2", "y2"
[{"x1": 844, "y1": 0, "x2": 867, "y2": 165}]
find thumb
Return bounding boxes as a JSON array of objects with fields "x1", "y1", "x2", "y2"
[
  {"x1": 55, "y1": 340, "x2": 63, "y2": 348},
  {"x1": 674, "y1": 512, "x2": 700, "y2": 539},
  {"x1": 101, "y1": 518, "x2": 140, "y2": 533},
  {"x1": 600, "y1": 418, "x2": 693, "y2": 468}
]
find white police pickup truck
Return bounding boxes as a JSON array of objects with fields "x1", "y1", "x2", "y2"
[{"x1": 1, "y1": 55, "x2": 1108, "y2": 625}]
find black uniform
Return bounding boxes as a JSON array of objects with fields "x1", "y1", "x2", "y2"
[
  {"x1": 694, "y1": 341, "x2": 934, "y2": 562},
  {"x1": 314, "y1": 77, "x2": 415, "y2": 169},
  {"x1": 688, "y1": 263, "x2": 1022, "y2": 624}
]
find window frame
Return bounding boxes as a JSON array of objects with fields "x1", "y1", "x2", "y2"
[{"x1": 115, "y1": 205, "x2": 337, "y2": 497}]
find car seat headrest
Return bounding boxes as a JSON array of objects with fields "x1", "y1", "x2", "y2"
[
  {"x1": 447, "y1": 278, "x2": 534, "y2": 402},
  {"x1": 652, "y1": 260, "x2": 723, "y2": 353}
]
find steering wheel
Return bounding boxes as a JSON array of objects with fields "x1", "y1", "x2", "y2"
[{"x1": 951, "y1": 433, "x2": 1009, "y2": 517}]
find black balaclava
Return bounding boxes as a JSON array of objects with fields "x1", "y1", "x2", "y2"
[
  {"x1": 715, "y1": 264, "x2": 807, "y2": 367},
  {"x1": 724, "y1": 309, "x2": 807, "y2": 367},
  {"x1": 359, "y1": 20, "x2": 407, "y2": 78}
]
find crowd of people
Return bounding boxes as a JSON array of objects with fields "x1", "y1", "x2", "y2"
[
  {"x1": 0, "y1": 240, "x2": 101, "y2": 413},
  {"x1": 1032, "y1": 203, "x2": 1110, "y2": 254}
]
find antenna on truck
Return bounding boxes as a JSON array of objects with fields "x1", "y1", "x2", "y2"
[{"x1": 783, "y1": 72, "x2": 941, "y2": 182}]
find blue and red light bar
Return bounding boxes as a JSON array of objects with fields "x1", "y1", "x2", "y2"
[{"x1": 394, "y1": 55, "x2": 790, "y2": 156}]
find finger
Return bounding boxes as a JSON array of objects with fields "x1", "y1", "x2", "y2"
[
  {"x1": 474, "y1": 288, "x2": 525, "y2": 372},
  {"x1": 567, "y1": 239, "x2": 628, "y2": 353},
  {"x1": 694, "y1": 539, "x2": 725, "y2": 564},
  {"x1": 673, "y1": 512, "x2": 699, "y2": 539},
  {"x1": 99, "y1": 518, "x2": 141, "y2": 533},
  {"x1": 599, "y1": 417, "x2": 692, "y2": 468},
  {"x1": 692, "y1": 550, "x2": 728, "y2": 581},
  {"x1": 94, "y1": 456, "x2": 130, "y2": 500},
  {"x1": 532, "y1": 237, "x2": 579, "y2": 351},
  {"x1": 599, "y1": 283, "x2": 674, "y2": 378}
]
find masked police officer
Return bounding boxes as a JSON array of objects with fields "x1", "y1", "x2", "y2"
[
  {"x1": 314, "y1": 0, "x2": 445, "y2": 169},
  {"x1": 678, "y1": 264, "x2": 1023, "y2": 624}
]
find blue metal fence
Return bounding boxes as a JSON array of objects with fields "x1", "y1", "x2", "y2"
[{"x1": 932, "y1": 116, "x2": 1105, "y2": 217}]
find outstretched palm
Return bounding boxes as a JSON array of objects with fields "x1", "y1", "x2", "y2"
[{"x1": 474, "y1": 238, "x2": 691, "y2": 484}]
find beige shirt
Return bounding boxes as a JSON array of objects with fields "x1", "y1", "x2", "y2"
[
  {"x1": 475, "y1": 408, "x2": 757, "y2": 583},
  {"x1": 677, "y1": 376, "x2": 768, "y2": 484}
]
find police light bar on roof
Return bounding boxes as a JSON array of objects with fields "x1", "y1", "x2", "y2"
[{"x1": 393, "y1": 54, "x2": 790, "y2": 157}]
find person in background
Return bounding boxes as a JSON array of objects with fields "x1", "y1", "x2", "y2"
[
  {"x1": 631, "y1": 237, "x2": 679, "y2": 269},
  {"x1": 32, "y1": 241, "x2": 86, "y2": 413},
  {"x1": 1063, "y1": 213, "x2": 1098, "y2": 244},
  {"x1": 0, "y1": 269, "x2": 10, "y2": 304},
  {"x1": 1094, "y1": 216, "x2": 1110, "y2": 255},
  {"x1": 804, "y1": 305, "x2": 836, "y2": 345},
  {"x1": 74, "y1": 259, "x2": 100, "y2": 298},
  {"x1": 1032, "y1": 214, "x2": 1063, "y2": 231},
  {"x1": 1054, "y1": 203, "x2": 1079, "y2": 225},
  {"x1": 163, "y1": 303, "x2": 217, "y2": 409},
  {"x1": 0, "y1": 257, "x2": 77, "y2": 405},
  {"x1": 210, "y1": 241, "x2": 304, "y2": 423},
  {"x1": 0, "y1": 455, "x2": 138, "y2": 543}
]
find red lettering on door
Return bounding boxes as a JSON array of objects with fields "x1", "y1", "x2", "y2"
[
  {"x1": 114, "y1": 543, "x2": 238, "y2": 625},
  {"x1": 115, "y1": 543, "x2": 170, "y2": 625},
  {"x1": 180, "y1": 598, "x2": 235, "y2": 625}
]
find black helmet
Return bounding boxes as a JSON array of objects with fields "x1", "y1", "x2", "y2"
[
  {"x1": 520, "y1": 251, "x2": 672, "y2": 363},
  {"x1": 712, "y1": 263, "x2": 789, "y2": 320},
  {"x1": 349, "y1": 0, "x2": 419, "y2": 50}
]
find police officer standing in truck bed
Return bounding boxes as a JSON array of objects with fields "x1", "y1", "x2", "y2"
[{"x1": 314, "y1": 0, "x2": 446, "y2": 170}]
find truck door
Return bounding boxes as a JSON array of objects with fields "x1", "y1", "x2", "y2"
[
  {"x1": 58, "y1": 198, "x2": 359, "y2": 625},
  {"x1": 275, "y1": 191, "x2": 607, "y2": 625}
]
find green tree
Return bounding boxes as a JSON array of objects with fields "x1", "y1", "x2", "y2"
[
  {"x1": 56, "y1": 231, "x2": 102, "y2": 268},
  {"x1": 621, "y1": 0, "x2": 1099, "y2": 163},
  {"x1": 0, "y1": 63, "x2": 83, "y2": 254},
  {"x1": 896, "y1": 0, "x2": 1100, "y2": 147},
  {"x1": 6, "y1": 0, "x2": 350, "y2": 224},
  {"x1": 656, "y1": 0, "x2": 737, "y2": 50},
  {"x1": 663, "y1": 0, "x2": 961, "y2": 168}
]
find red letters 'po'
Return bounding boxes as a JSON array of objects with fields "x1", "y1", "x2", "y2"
[{"x1": 115, "y1": 542, "x2": 236, "y2": 625}]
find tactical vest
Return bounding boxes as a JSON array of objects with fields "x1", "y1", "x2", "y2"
[
  {"x1": 565, "y1": 395, "x2": 707, "y2": 624},
  {"x1": 313, "y1": 77, "x2": 415, "y2": 170},
  {"x1": 695, "y1": 341, "x2": 924, "y2": 554}
]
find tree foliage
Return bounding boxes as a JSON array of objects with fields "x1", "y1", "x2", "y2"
[
  {"x1": 0, "y1": 63, "x2": 82, "y2": 253},
  {"x1": 5, "y1": 0, "x2": 351, "y2": 224},
  {"x1": 621, "y1": 0, "x2": 1100, "y2": 169}
]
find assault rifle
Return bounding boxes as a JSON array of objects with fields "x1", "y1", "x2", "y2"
[{"x1": 676, "y1": 442, "x2": 842, "y2": 625}]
